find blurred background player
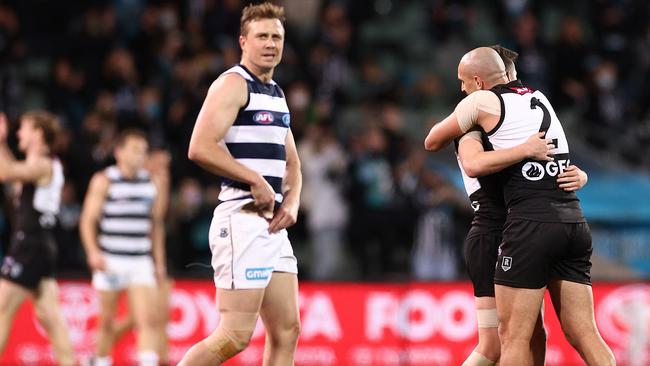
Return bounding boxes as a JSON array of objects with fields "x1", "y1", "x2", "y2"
[
  {"x1": 109, "y1": 147, "x2": 172, "y2": 366},
  {"x1": 0, "y1": 111, "x2": 75, "y2": 366},
  {"x1": 179, "y1": 2, "x2": 302, "y2": 365},
  {"x1": 79, "y1": 129, "x2": 166, "y2": 366}
]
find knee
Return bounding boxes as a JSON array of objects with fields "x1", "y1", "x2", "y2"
[
  {"x1": 204, "y1": 327, "x2": 253, "y2": 359},
  {"x1": 268, "y1": 319, "x2": 301, "y2": 348},
  {"x1": 228, "y1": 329, "x2": 254, "y2": 352},
  {"x1": 498, "y1": 321, "x2": 526, "y2": 350}
]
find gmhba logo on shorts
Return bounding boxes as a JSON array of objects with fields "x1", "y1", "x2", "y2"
[
  {"x1": 521, "y1": 162, "x2": 545, "y2": 181},
  {"x1": 245, "y1": 267, "x2": 274, "y2": 280}
]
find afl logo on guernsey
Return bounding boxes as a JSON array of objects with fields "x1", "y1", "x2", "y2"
[
  {"x1": 282, "y1": 113, "x2": 290, "y2": 126},
  {"x1": 522, "y1": 162, "x2": 545, "y2": 181},
  {"x1": 253, "y1": 111, "x2": 275, "y2": 124}
]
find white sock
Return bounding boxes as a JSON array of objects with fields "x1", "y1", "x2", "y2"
[
  {"x1": 138, "y1": 350, "x2": 159, "y2": 366},
  {"x1": 95, "y1": 355, "x2": 113, "y2": 366},
  {"x1": 462, "y1": 351, "x2": 496, "y2": 366}
]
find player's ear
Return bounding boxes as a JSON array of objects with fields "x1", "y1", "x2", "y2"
[
  {"x1": 474, "y1": 76, "x2": 483, "y2": 90},
  {"x1": 239, "y1": 35, "x2": 246, "y2": 51}
]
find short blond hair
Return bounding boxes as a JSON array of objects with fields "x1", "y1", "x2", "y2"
[
  {"x1": 240, "y1": 2, "x2": 285, "y2": 36},
  {"x1": 21, "y1": 110, "x2": 60, "y2": 149}
]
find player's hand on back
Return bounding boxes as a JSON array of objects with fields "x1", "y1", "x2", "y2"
[
  {"x1": 524, "y1": 132, "x2": 554, "y2": 161},
  {"x1": 251, "y1": 175, "x2": 275, "y2": 216},
  {"x1": 87, "y1": 251, "x2": 107, "y2": 272},
  {"x1": 557, "y1": 165, "x2": 588, "y2": 191}
]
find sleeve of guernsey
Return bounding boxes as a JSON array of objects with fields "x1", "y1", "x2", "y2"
[{"x1": 454, "y1": 90, "x2": 501, "y2": 133}]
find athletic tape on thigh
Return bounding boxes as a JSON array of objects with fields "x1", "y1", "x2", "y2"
[{"x1": 476, "y1": 308, "x2": 499, "y2": 328}]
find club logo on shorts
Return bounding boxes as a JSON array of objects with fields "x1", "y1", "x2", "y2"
[
  {"x1": 220, "y1": 228, "x2": 228, "y2": 238},
  {"x1": 501, "y1": 256, "x2": 513, "y2": 272},
  {"x1": 522, "y1": 162, "x2": 545, "y2": 181},
  {"x1": 471, "y1": 201, "x2": 480, "y2": 212},
  {"x1": 245, "y1": 267, "x2": 274, "y2": 280}
]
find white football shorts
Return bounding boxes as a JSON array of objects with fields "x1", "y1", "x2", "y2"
[
  {"x1": 92, "y1": 253, "x2": 156, "y2": 291},
  {"x1": 209, "y1": 208, "x2": 298, "y2": 289}
]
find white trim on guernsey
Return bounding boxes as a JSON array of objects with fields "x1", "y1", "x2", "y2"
[
  {"x1": 245, "y1": 93, "x2": 290, "y2": 113},
  {"x1": 103, "y1": 201, "x2": 151, "y2": 215},
  {"x1": 236, "y1": 158, "x2": 286, "y2": 178},
  {"x1": 222, "y1": 65, "x2": 254, "y2": 81},
  {"x1": 100, "y1": 218, "x2": 152, "y2": 233},
  {"x1": 224, "y1": 125, "x2": 288, "y2": 145},
  {"x1": 108, "y1": 183, "x2": 156, "y2": 200},
  {"x1": 218, "y1": 188, "x2": 284, "y2": 203}
]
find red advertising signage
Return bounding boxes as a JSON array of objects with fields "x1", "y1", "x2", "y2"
[{"x1": 0, "y1": 281, "x2": 647, "y2": 365}]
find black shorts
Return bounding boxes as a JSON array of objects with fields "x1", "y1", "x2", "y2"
[
  {"x1": 495, "y1": 219, "x2": 592, "y2": 289},
  {"x1": 464, "y1": 225, "x2": 501, "y2": 297},
  {"x1": 0, "y1": 230, "x2": 57, "y2": 290}
]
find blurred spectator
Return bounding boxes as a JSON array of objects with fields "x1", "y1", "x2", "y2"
[
  {"x1": 511, "y1": 13, "x2": 549, "y2": 91},
  {"x1": 397, "y1": 151, "x2": 467, "y2": 280},
  {"x1": 552, "y1": 16, "x2": 589, "y2": 109},
  {"x1": 298, "y1": 123, "x2": 349, "y2": 280}
]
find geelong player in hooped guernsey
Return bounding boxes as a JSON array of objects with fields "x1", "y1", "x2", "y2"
[
  {"x1": 425, "y1": 47, "x2": 615, "y2": 366},
  {"x1": 179, "y1": 3, "x2": 302, "y2": 366},
  {"x1": 217, "y1": 62, "x2": 291, "y2": 210}
]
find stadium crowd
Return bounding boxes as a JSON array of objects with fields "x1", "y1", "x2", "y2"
[{"x1": 0, "y1": 0, "x2": 648, "y2": 280}]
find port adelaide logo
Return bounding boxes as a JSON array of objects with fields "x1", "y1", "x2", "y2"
[
  {"x1": 522, "y1": 162, "x2": 545, "y2": 181},
  {"x1": 522, "y1": 159, "x2": 571, "y2": 181}
]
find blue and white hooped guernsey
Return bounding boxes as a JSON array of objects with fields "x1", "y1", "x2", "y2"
[{"x1": 218, "y1": 64, "x2": 290, "y2": 208}]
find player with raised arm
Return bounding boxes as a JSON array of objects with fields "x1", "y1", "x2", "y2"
[{"x1": 0, "y1": 111, "x2": 75, "y2": 366}]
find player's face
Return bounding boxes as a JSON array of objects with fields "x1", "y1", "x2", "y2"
[
  {"x1": 240, "y1": 18, "x2": 285, "y2": 71},
  {"x1": 17, "y1": 118, "x2": 37, "y2": 152},
  {"x1": 458, "y1": 70, "x2": 480, "y2": 96},
  {"x1": 116, "y1": 136, "x2": 148, "y2": 171}
]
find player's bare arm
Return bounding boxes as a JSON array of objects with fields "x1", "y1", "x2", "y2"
[
  {"x1": 150, "y1": 175, "x2": 167, "y2": 281},
  {"x1": 79, "y1": 172, "x2": 110, "y2": 272},
  {"x1": 557, "y1": 165, "x2": 588, "y2": 192},
  {"x1": 187, "y1": 73, "x2": 275, "y2": 212},
  {"x1": 424, "y1": 112, "x2": 463, "y2": 151},
  {"x1": 268, "y1": 129, "x2": 301, "y2": 234},
  {"x1": 458, "y1": 131, "x2": 554, "y2": 178},
  {"x1": 0, "y1": 117, "x2": 52, "y2": 184},
  {"x1": 424, "y1": 91, "x2": 501, "y2": 151}
]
